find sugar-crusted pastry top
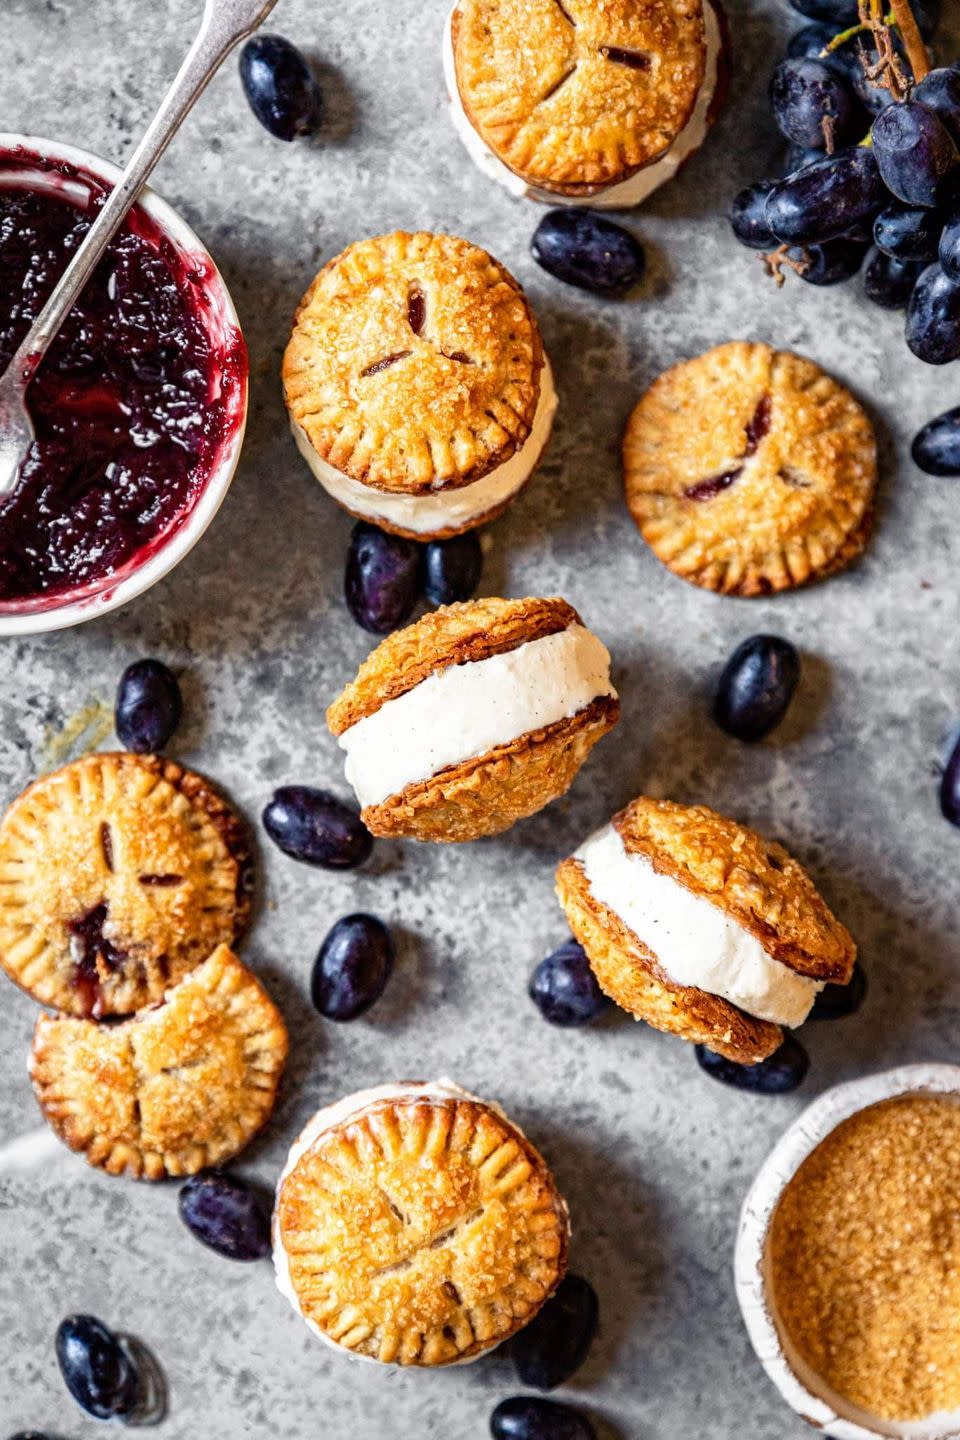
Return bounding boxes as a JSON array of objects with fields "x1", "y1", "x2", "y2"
[
  {"x1": 283, "y1": 232, "x2": 544, "y2": 493},
  {"x1": 612, "y1": 797, "x2": 856, "y2": 982},
  {"x1": 275, "y1": 1093, "x2": 569, "y2": 1365},
  {"x1": 327, "y1": 596, "x2": 581, "y2": 734},
  {"x1": 623, "y1": 341, "x2": 877, "y2": 596},
  {"x1": 30, "y1": 945, "x2": 288, "y2": 1180},
  {"x1": 451, "y1": 0, "x2": 707, "y2": 192},
  {"x1": 0, "y1": 752, "x2": 251, "y2": 1018}
]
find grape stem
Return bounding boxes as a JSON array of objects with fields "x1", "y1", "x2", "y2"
[
  {"x1": 858, "y1": 0, "x2": 910, "y2": 100},
  {"x1": 887, "y1": 0, "x2": 931, "y2": 81},
  {"x1": 760, "y1": 244, "x2": 810, "y2": 288}
]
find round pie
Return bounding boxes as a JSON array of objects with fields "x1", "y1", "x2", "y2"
[
  {"x1": 30, "y1": 944, "x2": 288, "y2": 1180},
  {"x1": 445, "y1": 0, "x2": 729, "y2": 207},
  {"x1": 622, "y1": 341, "x2": 878, "y2": 595},
  {"x1": 556, "y1": 796, "x2": 856, "y2": 1063},
  {"x1": 0, "y1": 752, "x2": 252, "y2": 1017},
  {"x1": 273, "y1": 1080, "x2": 570, "y2": 1366},
  {"x1": 283, "y1": 231, "x2": 556, "y2": 539},
  {"x1": 326, "y1": 596, "x2": 620, "y2": 843}
]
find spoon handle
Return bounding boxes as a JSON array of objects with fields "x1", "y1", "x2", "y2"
[{"x1": 8, "y1": 0, "x2": 279, "y2": 385}]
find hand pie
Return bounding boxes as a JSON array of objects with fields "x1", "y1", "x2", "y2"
[
  {"x1": 556, "y1": 796, "x2": 856, "y2": 1063},
  {"x1": 283, "y1": 231, "x2": 556, "y2": 540},
  {"x1": 327, "y1": 596, "x2": 619, "y2": 842},
  {"x1": 30, "y1": 945, "x2": 288, "y2": 1180},
  {"x1": 0, "y1": 752, "x2": 252, "y2": 1017},
  {"x1": 273, "y1": 1080, "x2": 569, "y2": 1366},
  {"x1": 622, "y1": 342, "x2": 877, "y2": 595},
  {"x1": 445, "y1": 0, "x2": 730, "y2": 207}
]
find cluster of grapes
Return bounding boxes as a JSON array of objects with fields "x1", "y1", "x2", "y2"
[{"x1": 729, "y1": 0, "x2": 960, "y2": 475}]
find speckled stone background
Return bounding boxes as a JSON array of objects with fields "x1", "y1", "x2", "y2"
[{"x1": 2, "y1": 1, "x2": 959, "y2": 1436}]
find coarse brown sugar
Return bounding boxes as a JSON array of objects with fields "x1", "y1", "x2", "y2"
[{"x1": 769, "y1": 1093, "x2": 960, "y2": 1422}]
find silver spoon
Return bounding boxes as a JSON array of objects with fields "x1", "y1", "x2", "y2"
[{"x1": 0, "y1": 0, "x2": 279, "y2": 500}]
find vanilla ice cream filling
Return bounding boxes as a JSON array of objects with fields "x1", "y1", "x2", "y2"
[
  {"x1": 443, "y1": 0, "x2": 721, "y2": 209},
  {"x1": 291, "y1": 359, "x2": 557, "y2": 536},
  {"x1": 340, "y1": 623, "x2": 616, "y2": 810},
  {"x1": 272, "y1": 1079, "x2": 558, "y2": 1365},
  {"x1": 576, "y1": 824, "x2": 822, "y2": 1028}
]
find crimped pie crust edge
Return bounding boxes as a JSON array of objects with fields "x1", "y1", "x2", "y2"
[{"x1": 275, "y1": 1091, "x2": 570, "y2": 1365}]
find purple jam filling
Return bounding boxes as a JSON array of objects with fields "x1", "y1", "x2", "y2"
[{"x1": 0, "y1": 151, "x2": 246, "y2": 605}]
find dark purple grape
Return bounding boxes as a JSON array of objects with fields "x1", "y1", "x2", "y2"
[
  {"x1": 531, "y1": 210, "x2": 645, "y2": 298},
  {"x1": 871, "y1": 102, "x2": 959, "y2": 208},
  {"x1": 490, "y1": 1396, "x2": 597, "y2": 1440},
  {"x1": 239, "y1": 34, "x2": 323, "y2": 141},
  {"x1": 788, "y1": 25, "x2": 862, "y2": 86},
  {"x1": 344, "y1": 521, "x2": 421, "y2": 634},
  {"x1": 765, "y1": 148, "x2": 885, "y2": 245},
  {"x1": 422, "y1": 532, "x2": 483, "y2": 606},
  {"x1": 730, "y1": 182, "x2": 778, "y2": 249},
  {"x1": 786, "y1": 22, "x2": 837, "y2": 59},
  {"x1": 791, "y1": 0, "x2": 938, "y2": 38},
  {"x1": 311, "y1": 913, "x2": 394, "y2": 1020},
  {"x1": 529, "y1": 939, "x2": 611, "y2": 1027},
  {"x1": 873, "y1": 201, "x2": 943, "y2": 262},
  {"x1": 913, "y1": 68, "x2": 960, "y2": 146},
  {"x1": 178, "y1": 1174, "x2": 271, "y2": 1261},
  {"x1": 862, "y1": 245, "x2": 923, "y2": 308},
  {"x1": 114, "y1": 658, "x2": 182, "y2": 753},
  {"x1": 784, "y1": 141, "x2": 826, "y2": 175},
  {"x1": 695, "y1": 1036, "x2": 810, "y2": 1094},
  {"x1": 511, "y1": 1275, "x2": 599, "y2": 1391},
  {"x1": 912, "y1": 406, "x2": 960, "y2": 475},
  {"x1": 713, "y1": 635, "x2": 800, "y2": 742},
  {"x1": 809, "y1": 961, "x2": 867, "y2": 1020},
  {"x1": 263, "y1": 786, "x2": 372, "y2": 869},
  {"x1": 56, "y1": 1315, "x2": 139, "y2": 1420},
  {"x1": 853, "y1": 65, "x2": 898, "y2": 117},
  {"x1": 939, "y1": 205, "x2": 960, "y2": 280},
  {"x1": 787, "y1": 0, "x2": 859, "y2": 26},
  {"x1": 940, "y1": 729, "x2": 960, "y2": 826},
  {"x1": 7, "y1": 1434, "x2": 52, "y2": 1439},
  {"x1": 770, "y1": 59, "x2": 859, "y2": 150},
  {"x1": 905, "y1": 263, "x2": 960, "y2": 364},
  {"x1": 790, "y1": 236, "x2": 869, "y2": 284}
]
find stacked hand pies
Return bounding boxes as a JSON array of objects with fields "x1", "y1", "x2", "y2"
[
  {"x1": 284, "y1": 231, "x2": 556, "y2": 539},
  {"x1": 445, "y1": 0, "x2": 730, "y2": 207},
  {"x1": 557, "y1": 797, "x2": 855, "y2": 1062},
  {"x1": 0, "y1": 753, "x2": 287, "y2": 1178},
  {"x1": 327, "y1": 596, "x2": 619, "y2": 842}
]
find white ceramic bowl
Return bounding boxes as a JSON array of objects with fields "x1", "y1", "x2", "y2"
[
  {"x1": 0, "y1": 134, "x2": 248, "y2": 636},
  {"x1": 735, "y1": 1063, "x2": 960, "y2": 1440}
]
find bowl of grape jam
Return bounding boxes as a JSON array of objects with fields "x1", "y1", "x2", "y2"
[{"x1": 0, "y1": 137, "x2": 248, "y2": 634}]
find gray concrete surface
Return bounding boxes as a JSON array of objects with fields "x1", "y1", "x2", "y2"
[{"x1": 2, "y1": 1, "x2": 959, "y2": 1436}]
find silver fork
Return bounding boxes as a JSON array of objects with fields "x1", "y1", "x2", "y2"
[{"x1": 0, "y1": 0, "x2": 279, "y2": 500}]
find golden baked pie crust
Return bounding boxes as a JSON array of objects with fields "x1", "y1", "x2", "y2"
[
  {"x1": 276, "y1": 1095, "x2": 569, "y2": 1365},
  {"x1": 555, "y1": 796, "x2": 856, "y2": 1061},
  {"x1": 31, "y1": 945, "x2": 288, "y2": 1180},
  {"x1": 623, "y1": 341, "x2": 877, "y2": 596},
  {"x1": 284, "y1": 231, "x2": 544, "y2": 493},
  {"x1": 609, "y1": 797, "x2": 856, "y2": 982},
  {"x1": 0, "y1": 753, "x2": 251, "y2": 1018},
  {"x1": 327, "y1": 596, "x2": 581, "y2": 734},
  {"x1": 452, "y1": 0, "x2": 707, "y2": 193},
  {"x1": 363, "y1": 696, "x2": 619, "y2": 843},
  {"x1": 556, "y1": 853, "x2": 783, "y2": 1063}
]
